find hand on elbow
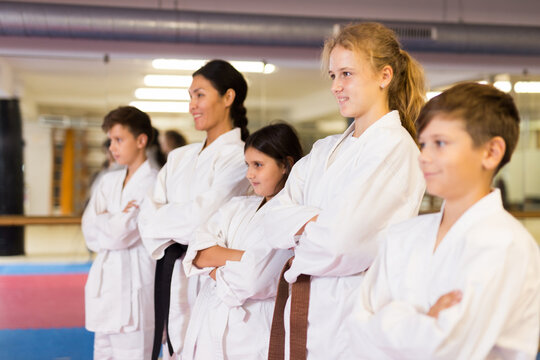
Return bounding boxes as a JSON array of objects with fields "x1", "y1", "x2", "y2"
[
  {"x1": 193, "y1": 252, "x2": 204, "y2": 268},
  {"x1": 193, "y1": 246, "x2": 217, "y2": 268},
  {"x1": 295, "y1": 215, "x2": 319, "y2": 236},
  {"x1": 122, "y1": 200, "x2": 139, "y2": 213},
  {"x1": 427, "y1": 290, "x2": 462, "y2": 318}
]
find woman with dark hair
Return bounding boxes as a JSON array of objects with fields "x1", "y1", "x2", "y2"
[
  {"x1": 181, "y1": 123, "x2": 303, "y2": 360},
  {"x1": 192, "y1": 59, "x2": 249, "y2": 142},
  {"x1": 138, "y1": 60, "x2": 251, "y2": 360}
]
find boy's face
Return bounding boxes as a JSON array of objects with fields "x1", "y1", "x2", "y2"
[
  {"x1": 107, "y1": 124, "x2": 145, "y2": 166},
  {"x1": 418, "y1": 116, "x2": 488, "y2": 201}
]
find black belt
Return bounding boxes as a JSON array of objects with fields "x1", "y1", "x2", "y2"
[{"x1": 151, "y1": 242, "x2": 188, "y2": 360}]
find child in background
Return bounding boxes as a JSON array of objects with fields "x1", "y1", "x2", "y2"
[
  {"x1": 350, "y1": 82, "x2": 540, "y2": 359},
  {"x1": 82, "y1": 106, "x2": 158, "y2": 359},
  {"x1": 160, "y1": 129, "x2": 187, "y2": 156}
]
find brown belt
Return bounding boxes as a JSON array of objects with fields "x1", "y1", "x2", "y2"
[{"x1": 268, "y1": 257, "x2": 311, "y2": 360}]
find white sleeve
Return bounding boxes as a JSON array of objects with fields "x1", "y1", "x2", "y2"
[
  {"x1": 285, "y1": 138, "x2": 423, "y2": 282},
  {"x1": 263, "y1": 153, "x2": 321, "y2": 250},
  {"x1": 138, "y1": 163, "x2": 176, "y2": 258},
  {"x1": 214, "y1": 243, "x2": 293, "y2": 307},
  {"x1": 82, "y1": 180, "x2": 140, "y2": 252},
  {"x1": 139, "y1": 149, "x2": 247, "y2": 259},
  {"x1": 350, "y1": 231, "x2": 537, "y2": 360},
  {"x1": 347, "y1": 234, "x2": 403, "y2": 360},
  {"x1": 182, "y1": 204, "x2": 229, "y2": 277}
]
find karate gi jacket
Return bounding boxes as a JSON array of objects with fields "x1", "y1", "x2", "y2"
[
  {"x1": 183, "y1": 196, "x2": 292, "y2": 359},
  {"x1": 351, "y1": 189, "x2": 540, "y2": 360},
  {"x1": 138, "y1": 128, "x2": 250, "y2": 354},
  {"x1": 83, "y1": 160, "x2": 158, "y2": 333},
  {"x1": 264, "y1": 111, "x2": 426, "y2": 359}
]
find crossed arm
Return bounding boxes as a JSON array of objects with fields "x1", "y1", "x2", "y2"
[
  {"x1": 297, "y1": 215, "x2": 461, "y2": 318},
  {"x1": 193, "y1": 245, "x2": 245, "y2": 268},
  {"x1": 191, "y1": 246, "x2": 244, "y2": 280}
]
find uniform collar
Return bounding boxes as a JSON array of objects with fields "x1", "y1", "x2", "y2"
[
  {"x1": 122, "y1": 159, "x2": 151, "y2": 191},
  {"x1": 326, "y1": 110, "x2": 401, "y2": 168},
  {"x1": 439, "y1": 188, "x2": 504, "y2": 237},
  {"x1": 202, "y1": 127, "x2": 242, "y2": 152},
  {"x1": 338, "y1": 110, "x2": 400, "y2": 141}
]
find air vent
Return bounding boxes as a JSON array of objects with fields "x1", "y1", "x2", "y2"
[
  {"x1": 38, "y1": 115, "x2": 100, "y2": 128},
  {"x1": 389, "y1": 25, "x2": 437, "y2": 41}
]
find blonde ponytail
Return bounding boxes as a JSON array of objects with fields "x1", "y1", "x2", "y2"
[{"x1": 388, "y1": 50, "x2": 426, "y2": 140}]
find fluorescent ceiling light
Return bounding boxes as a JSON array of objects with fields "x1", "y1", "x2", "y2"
[
  {"x1": 135, "y1": 88, "x2": 190, "y2": 101},
  {"x1": 514, "y1": 81, "x2": 540, "y2": 93},
  {"x1": 130, "y1": 101, "x2": 189, "y2": 113},
  {"x1": 493, "y1": 81, "x2": 512, "y2": 93},
  {"x1": 426, "y1": 91, "x2": 441, "y2": 100},
  {"x1": 144, "y1": 75, "x2": 192, "y2": 87},
  {"x1": 152, "y1": 59, "x2": 276, "y2": 74},
  {"x1": 229, "y1": 61, "x2": 276, "y2": 74},
  {"x1": 262, "y1": 63, "x2": 276, "y2": 74}
]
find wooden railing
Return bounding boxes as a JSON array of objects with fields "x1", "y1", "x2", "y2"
[
  {"x1": 510, "y1": 211, "x2": 540, "y2": 219},
  {"x1": 0, "y1": 216, "x2": 81, "y2": 226},
  {"x1": 1, "y1": 211, "x2": 540, "y2": 227}
]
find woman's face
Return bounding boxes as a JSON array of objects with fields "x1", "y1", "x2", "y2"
[
  {"x1": 188, "y1": 75, "x2": 231, "y2": 133},
  {"x1": 328, "y1": 45, "x2": 384, "y2": 122},
  {"x1": 245, "y1": 147, "x2": 286, "y2": 201}
]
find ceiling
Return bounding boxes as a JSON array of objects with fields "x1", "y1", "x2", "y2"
[{"x1": 1, "y1": 0, "x2": 540, "y2": 141}]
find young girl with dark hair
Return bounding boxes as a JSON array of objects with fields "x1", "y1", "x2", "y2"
[
  {"x1": 181, "y1": 123, "x2": 303, "y2": 360},
  {"x1": 138, "y1": 60, "x2": 251, "y2": 360}
]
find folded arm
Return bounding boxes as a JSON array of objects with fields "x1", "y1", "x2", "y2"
[
  {"x1": 82, "y1": 185, "x2": 141, "y2": 252},
  {"x1": 263, "y1": 154, "x2": 320, "y2": 250},
  {"x1": 193, "y1": 245, "x2": 244, "y2": 268},
  {"x1": 286, "y1": 139, "x2": 424, "y2": 282},
  {"x1": 350, "y1": 232, "x2": 533, "y2": 359},
  {"x1": 139, "y1": 150, "x2": 248, "y2": 259},
  {"x1": 215, "y1": 243, "x2": 293, "y2": 307}
]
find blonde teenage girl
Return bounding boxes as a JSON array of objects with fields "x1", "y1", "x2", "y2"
[{"x1": 266, "y1": 23, "x2": 427, "y2": 359}]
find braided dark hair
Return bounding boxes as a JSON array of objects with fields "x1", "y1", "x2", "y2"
[{"x1": 193, "y1": 59, "x2": 249, "y2": 141}]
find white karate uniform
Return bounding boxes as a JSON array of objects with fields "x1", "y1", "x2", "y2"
[
  {"x1": 138, "y1": 128, "x2": 250, "y2": 356},
  {"x1": 265, "y1": 111, "x2": 426, "y2": 359},
  {"x1": 83, "y1": 160, "x2": 158, "y2": 360},
  {"x1": 350, "y1": 189, "x2": 540, "y2": 360},
  {"x1": 182, "y1": 196, "x2": 293, "y2": 360}
]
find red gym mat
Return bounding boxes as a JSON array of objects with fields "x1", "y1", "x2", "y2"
[{"x1": 0, "y1": 273, "x2": 87, "y2": 329}]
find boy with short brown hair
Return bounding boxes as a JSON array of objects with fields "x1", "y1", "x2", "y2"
[
  {"x1": 83, "y1": 106, "x2": 158, "y2": 359},
  {"x1": 350, "y1": 82, "x2": 540, "y2": 359}
]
